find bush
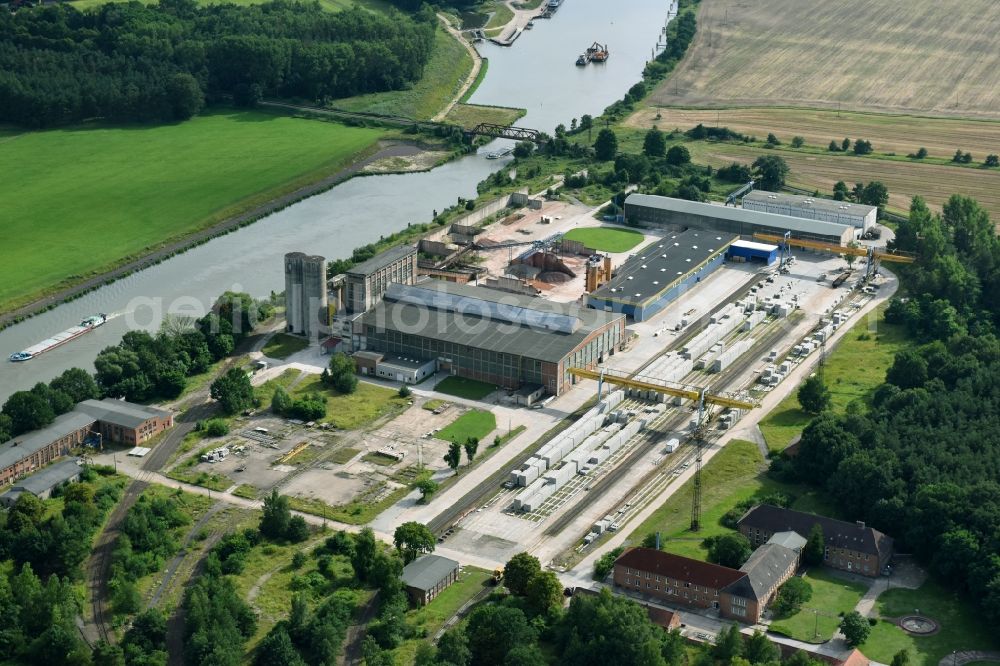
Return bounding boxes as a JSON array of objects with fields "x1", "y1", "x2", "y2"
[
  {"x1": 593, "y1": 546, "x2": 624, "y2": 580},
  {"x1": 201, "y1": 418, "x2": 229, "y2": 437},
  {"x1": 773, "y1": 576, "x2": 813, "y2": 617}
]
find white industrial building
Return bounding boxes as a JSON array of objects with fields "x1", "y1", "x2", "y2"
[{"x1": 741, "y1": 191, "x2": 876, "y2": 232}]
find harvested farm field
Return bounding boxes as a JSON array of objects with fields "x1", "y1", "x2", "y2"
[
  {"x1": 625, "y1": 107, "x2": 1000, "y2": 161},
  {"x1": 651, "y1": 0, "x2": 1000, "y2": 119},
  {"x1": 685, "y1": 142, "x2": 1000, "y2": 220}
]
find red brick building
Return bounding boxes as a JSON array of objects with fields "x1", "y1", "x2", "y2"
[
  {"x1": 738, "y1": 505, "x2": 893, "y2": 577},
  {"x1": 0, "y1": 399, "x2": 173, "y2": 486},
  {"x1": 614, "y1": 548, "x2": 766, "y2": 623}
]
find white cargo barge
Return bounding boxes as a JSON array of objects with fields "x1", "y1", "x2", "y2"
[{"x1": 9, "y1": 313, "x2": 107, "y2": 362}]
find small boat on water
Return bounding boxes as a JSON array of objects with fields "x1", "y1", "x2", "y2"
[
  {"x1": 9, "y1": 313, "x2": 108, "y2": 362},
  {"x1": 485, "y1": 146, "x2": 514, "y2": 160},
  {"x1": 526, "y1": 20, "x2": 534, "y2": 29},
  {"x1": 576, "y1": 53, "x2": 590, "y2": 66}
]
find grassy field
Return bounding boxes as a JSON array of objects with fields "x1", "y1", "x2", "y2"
[
  {"x1": 333, "y1": 26, "x2": 473, "y2": 120},
  {"x1": 563, "y1": 227, "x2": 645, "y2": 252},
  {"x1": 434, "y1": 376, "x2": 497, "y2": 400},
  {"x1": 759, "y1": 305, "x2": 909, "y2": 452},
  {"x1": 261, "y1": 333, "x2": 310, "y2": 360},
  {"x1": 626, "y1": 107, "x2": 1000, "y2": 162},
  {"x1": 0, "y1": 110, "x2": 382, "y2": 314},
  {"x1": 292, "y1": 377, "x2": 409, "y2": 430},
  {"x1": 859, "y1": 580, "x2": 999, "y2": 665},
  {"x1": 652, "y1": 0, "x2": 1000, "y2": 119},
  {"x1": 436, "y1": 409, "x2": 497, "y2": 444},
  {"x1": 254, "y1": 368, "x2": 303, "y2": 411},
  {"x1": 390, "y1": 566, "x2": 492, "y2": 665},
  {"x1": 683, "y1": 140, "x2": 1000, "y2": 219},
  {"x1": 443, "y1": 103, "x2": 525, "y2": 129},
  {"x1": 770, "y1": 569, "x2": 868, "y2": 643},
  {"x1": 627, "y1": 440, "x2": 837, "y2": 561}
]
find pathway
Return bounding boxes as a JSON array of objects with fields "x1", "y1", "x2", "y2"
[
  {"x1": 940, "y1": 652, "x2": 1000, "y2": 666},
  {"x1": 432, "y1": 14, "x2": 483, "y2": 122}
]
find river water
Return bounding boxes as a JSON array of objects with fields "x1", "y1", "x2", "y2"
[{"x1": 0, "y1": 0, "x2": 672, "y2": 402}]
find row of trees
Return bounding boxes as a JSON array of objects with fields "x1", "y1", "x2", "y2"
[
  {"x1": 0, "y1": 366, "x2": 99, "y2": 442},
  {"x1": 0, "y1": 1, "x2": 437, "y2": 127}
]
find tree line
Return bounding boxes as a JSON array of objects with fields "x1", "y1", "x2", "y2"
[
  {"x1": 775, "y1": 193, "x2": 1000, "y2": 625},
  {"x1": 0, "y1": 0, "x2": 436, "y2": 127}
]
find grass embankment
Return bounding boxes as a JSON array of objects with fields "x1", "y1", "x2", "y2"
[
  {"x1": 627, "y1": 440, "x2": 837, "y2": 561},
  {"x1": 650, "y1": 0, "x2": 1000, "y2": 119},
  {"x1": 434, "y1": 376, "x2": 497, "y2": 400},
  {"x1": 443, "y1": 103, "x2": 526, "y2": 129},
  {"x1": 390, "y1": 566, "x2": 492, "y2": 664},
  {"x1": 0, "y1": 109, "x2": 383, "y2": 314},
  {"x1": 563, "y1": 227, "x2": 645, "y2": 252},
  {"x1": 861, "y1": 580, "x2": 999, "y2": 665},
  {"x1": 759, "y1": 305, "x2": 909, "y2": 452},
  {"x1": 437, "y1": 409, "x2": 497, "y2": 444},
  {"x1": 333, "y1": 25, "x2": 473, "y2": 120},
  {"x1": 261, "y1": 333, "x2": 310, "y2": 360},
  {"x1": 483, "y1": 1, "x2": 514, "y2": 37},
  {"x1": 460, "y1": 58, "x2": 489, "y2": 103},
  {"x1": 291, "y1": 376, "x2": 409, "y2": 430},
  {"x1": 769, "y1": 569, "x2": 868, "y2": 643}
]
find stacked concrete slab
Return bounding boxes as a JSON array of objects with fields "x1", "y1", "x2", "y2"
[
  {"x1": 635, "y1": 353, "x2": 693, "y2": 399},
  {"x1": 510, "y1": 391, "x2": 624, "y2": 487},
  {"x1": 711, "y1": 338, "x2": 756, "y2": 373},
  {"x1": 682, "y1": 305, "x2": 745, "y2": 360},
  {"x1": 742, "y1": 310, "x2": 767, "y2": 332}
]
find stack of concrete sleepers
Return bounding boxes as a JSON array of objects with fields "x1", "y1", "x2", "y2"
[
  {"x1": 513, "y1": 476, "x2": 554, "y2": 512},
  {"x1": 742, "y1": 310, "x2": 767, "y2": 331},
  {"x1": 564, "y1": 423, "x2": 621, "y2": 471},
  {"x1": 710, "y1": 338, "x2": 755, "y2": 373},
  {"x1": 542, "y1": 462, "x2": 576, "y2": 487},
  {"x1": 588, "y1": 419, "x2": 644, "y2": 464},
  {"x1": 682, "y1": 306, "x2": 745, "y2": 360}
]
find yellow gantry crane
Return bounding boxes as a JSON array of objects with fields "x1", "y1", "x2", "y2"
[
  {"x1": 566, "y1": 367, "x2": 757, "y2": 411},
  {"x1": 753, "y1": 232, "x2": 915, "y2": 282},
  {"x1": 568, "y1": 367, "x2": 757, "y2": 532}
]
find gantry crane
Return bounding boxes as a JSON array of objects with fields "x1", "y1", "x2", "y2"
[
  {"x1": 752, "y1": 232, "x2": 915, "y2": 282},
  {"x1": 567, "y1": 367, "x2": 757, "y2": 531}
]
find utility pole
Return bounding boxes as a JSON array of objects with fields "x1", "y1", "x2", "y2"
[{"x1": 690, "y1": 390, "x2": 707, "y2": 532}]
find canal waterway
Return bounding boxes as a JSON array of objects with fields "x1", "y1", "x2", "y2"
[{"x1": 0, "y1": 0, "x2": 673, "y2": 402}]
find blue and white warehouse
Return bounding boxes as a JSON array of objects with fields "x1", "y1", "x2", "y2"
[{"x1": 726, "y1": 239, "x2": 779, "y2": 265}]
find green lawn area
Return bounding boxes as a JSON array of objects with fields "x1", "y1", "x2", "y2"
[
  {"x1": 759, "y1": 305, "x2": 910, "y2": 452},
  {"x1": 391, "y1": 566, "x2": 492, "y2": 665},
  {"x1": 627, "y1": 440, "x2": 837, "y2": 561},
  {"x1": 254, "y1": 368, "x2": 303, "y2": 411},
  {"x1": 769, "y1": 569, "x2": 869, "y2": 643},
  {"x1": 422, "y1": 399, "x2": 448, "y2": 411},
  {"x1": 563, "y1": 226, "x2": 645, "y2": 253},
  {"x1": 291, "y1": 376, "x2": 409, "y2": 430},
  {"x1": 443, "y1": 103, "x2": 526, "y2": 129},
  {"x1": 329, "y1": 447, "x2": 361, "y2": 464},
  {"x1": 333, "y1": 26, "x2": 473, "y2": 120},
  {"x1": 167, "y1": 467, "x2": 233, "y2": 492},
  {"x1": 0, "y1": 109, "x2": 382, "y2": 314},
  {"x1": 436, "y1": 409, "x2": 497, "y2": 444},
  {"x1": 434, "y1": 376, "x2": 497, "y2": 400},
  {"x1": 859, "y1": 580, "x2": 1000, "y2": 665},
  {"x1": 261, "y1": 333, "x2": 310, "y2": 360},
  {"x1": 232, "y1": 484, "x2": 259, "y2": 500}
]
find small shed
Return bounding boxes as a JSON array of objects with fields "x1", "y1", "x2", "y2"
[
  {"x1": 514, "y1": 384, "x2": 545, "y2": 406},
  {"x1": 401, "y1": 554, "x2": 460, "y2": 606},
  {"x1": 353, "y1": 350, "x2": 384, "y2": 375},
  {"x1": 376, "y1": 356, "x2": 436, "y2": 384}
]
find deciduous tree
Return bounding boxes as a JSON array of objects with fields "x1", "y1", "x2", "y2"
[{"x1": 393, "y1": 522, "x2": 435, "y2": 564}]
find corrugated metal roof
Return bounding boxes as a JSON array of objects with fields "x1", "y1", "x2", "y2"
[
  {"x1": 625, "y1": 193, "x2": 853, "y2": 240},
  {"x1": 743, "y1": 190, "x2": 876, "y2": 217},
  {"x1": 401, "y1": 554, "x2": 459, "y2": 591},
  {"x1": 347, "y1": 245, "x2": 416, "y2": 277},
  {"x1": 0, "y1": 412, "x2": 95, "y2": 471},
  {"x1": 364, "y1": 282, "x2": 623, "y2": 364},
  {"x1": 76, "y1": 399, "x2": 171, "y2": 429},
  {"x1": 6, "y1": 457, "x2": 82, "y2": 495}
]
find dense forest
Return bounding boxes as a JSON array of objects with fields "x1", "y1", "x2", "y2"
[
  {"x1": 0, "y1": 0, "x2": 436, "y2": 127},
  {"x1": 778, "y1": 194, "x2": 1000, "y2": 624}
]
